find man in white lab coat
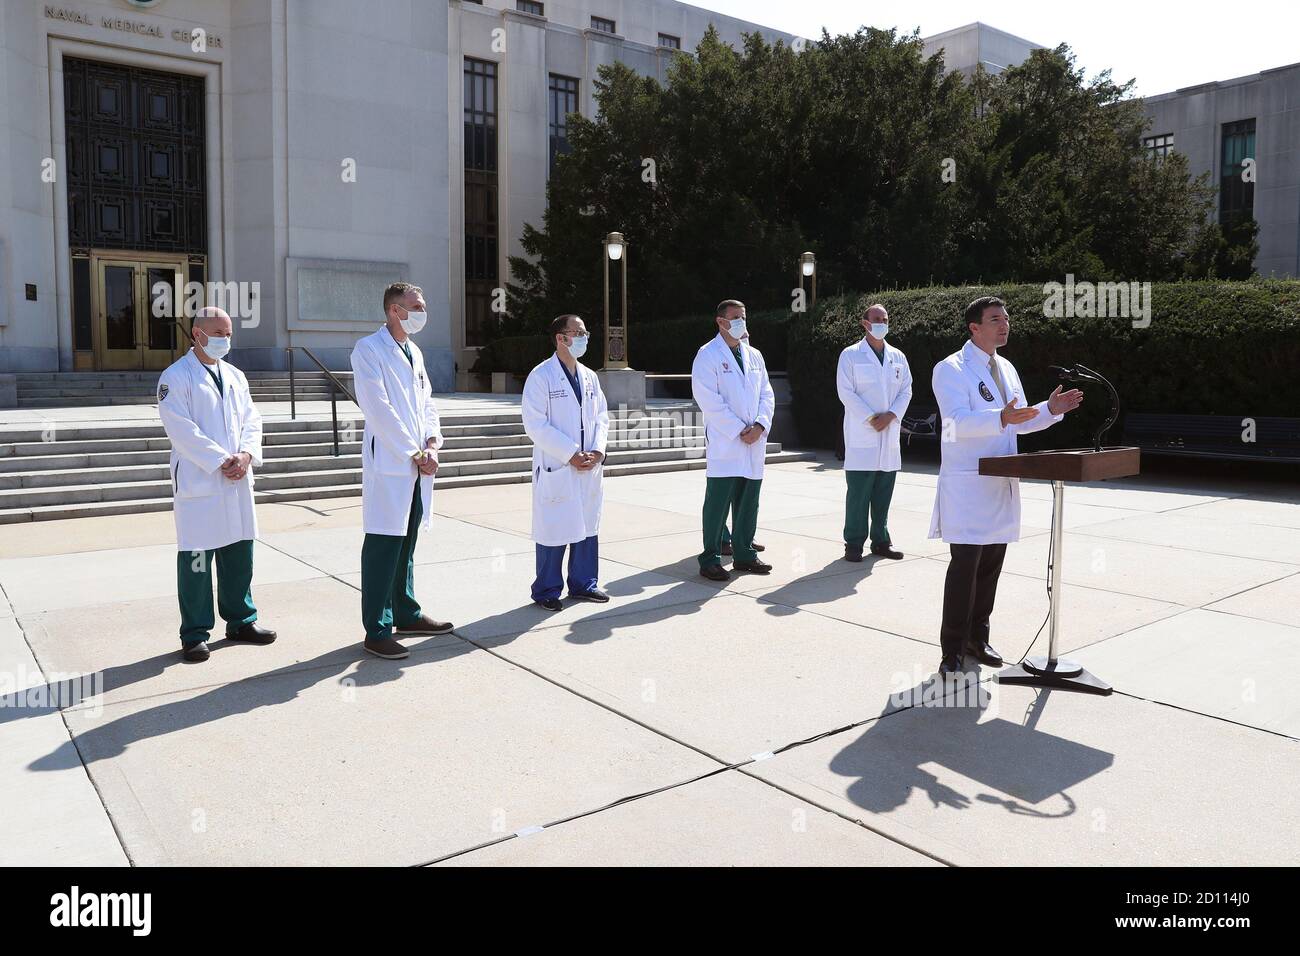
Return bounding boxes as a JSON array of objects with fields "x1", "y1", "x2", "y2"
[
  {"x1": 692, "y1": 299, "x2": 776, "y2": 581},
  {"x1": 837, "y1": 303, "x2": 912, "y2": 562},
  {"x1": 351, "y1": 282, "x2": 452, "y2": 660},
  {"x1": 157, "y1": 307, "x2": 276, "y2": 663},
  {"x1": 521, "y1": 314, "x2": 611, "y2": 610},
  {"x1": 929, "y1": 295, "x2": 1083, "y2": 677}
]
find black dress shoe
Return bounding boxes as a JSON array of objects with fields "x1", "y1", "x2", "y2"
[
  {"x1": 395, "y1": 615, "x2": 454, "y2": 635},
  {"x1": 733, "y1": 559, "x2": 772, "y2": 575},
  {"x1": 870, "y1": 543, "x2": 904, "y2": 560},
  {"x1": 182, "y1": 641, "x2": 210, "y2": 663},
  {"x1": 570, "y1": 588, "x2": 610, "y2": 603},
  {"x1": 937, "y1": 655, "x2": 963, "y2": 678},
  {"x1": 227, "y1": 622, "x2": 277, "y2": 644},
  {"x1": 699, "y1": 564, "x2": 730, "y2": 582},
  {"x1": 964, "y1": 641, "x2": 1004, "y2": 667},
  {"x1": 844, "y1": 546, "x2": 863, "y2": 563},
  {"x1": 535, "y1": 597, "x2": 563, "y2": 611}
]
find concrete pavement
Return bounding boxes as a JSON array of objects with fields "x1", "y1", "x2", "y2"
[{"x1": 2, "y1": 455, "x2": 1298, "y2": 865}]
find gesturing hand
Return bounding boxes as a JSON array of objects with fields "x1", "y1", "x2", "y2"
[
  {"x1": 1000, "y1": 399, "x2": 1039, "y2": 428},
  {"x1": 1047, "y1": 385, "x2": 1084, "y2": 416}
]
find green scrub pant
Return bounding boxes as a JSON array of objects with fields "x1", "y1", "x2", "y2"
[
  {"x1": 844, "y1": 469, "x2": 897, "y2": 550},
  {"x1": 700, "y1": 477, "x2": 762, "y2": 567},
  {"x1": 360, "y1": 479, "x2": 424, "y2": 640},
  {"x1": 177, "y1": 539, "x2": 257, "y2": 646}
]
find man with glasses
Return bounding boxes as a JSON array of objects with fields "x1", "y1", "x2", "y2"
[{"x1": 522, "y1": 314, "x2": 611, "y2": 610}]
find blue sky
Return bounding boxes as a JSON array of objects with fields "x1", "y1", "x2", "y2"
[{"x1": 684, "y1": 0, "x2": 1298, "y2": 97}]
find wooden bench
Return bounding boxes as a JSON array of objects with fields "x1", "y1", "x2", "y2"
[{"x1": 1123, "y1": 413, "x2": 1300, "y2": 463}]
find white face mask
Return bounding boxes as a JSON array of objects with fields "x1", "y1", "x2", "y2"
[
  {"x1": 200, "y1": 334, "x2": 230, "y2": 360},
  {"x1": 567, "y1": 334, "x2": 589, "y2": 359},
  {"x1": 399, "y1": 307, "x2": 427, "y2": 335},
  {"x1": 727, "y1": 318, "x2": 747, "y2": 339},
  {"x1": 869, "y1": 323, "x2": 889, "y2": 340}
]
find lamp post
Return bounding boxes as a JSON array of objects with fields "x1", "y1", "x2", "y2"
[
  {"x1": 798, "y1": 251, "x2": 817, "y2": 310},
  {"x1": 603, "y1": 231, "x2": 629, "y2": 369}
]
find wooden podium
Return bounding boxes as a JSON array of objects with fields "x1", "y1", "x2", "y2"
[{"x1": 978, "y1": 447, "x2": 1141, "y2": 695}]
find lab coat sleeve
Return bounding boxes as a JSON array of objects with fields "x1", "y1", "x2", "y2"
[
  {"x1": 522, "y1": 367, "x2": 579, "y2": 463},
  {"x1": 351, "y1": 342, "x2": 422, "y2": 458},
  {"x1": 236, "y1": 374, "x2": 264, "y2": 467},
  {"x1": 158, "y1": 373, "x2": 232, "y2": 474},
  {"x1": 754, "y1": 352, "x2": 775, "y2": 434},
  {"x1": 933, "y1": 362, "x2": 1004, "y2": 440},
  {"x1": 691, "y1": 350, "x2": 748, "y2": 439},
  {"x1": 837, "y1": 351, "x2": 874, "y2": 422},
  {"x1": 592, "y1": 376, "x2": 610, "y2": 457},
  {"x1": 1011, "y1": 400, "x2": 1063, "y2": 435},
  {"x1": 888, "y1": 355, "x2": 913, "y2": 420}
]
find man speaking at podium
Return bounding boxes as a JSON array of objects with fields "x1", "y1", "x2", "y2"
[{"x1": 929, "y1": 296, "x2": 1083, "y2": 679}]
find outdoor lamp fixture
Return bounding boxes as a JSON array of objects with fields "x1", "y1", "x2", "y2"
[
  {"x1": 798, "y1": 251, "x2": 817, "y2": 308},
  {"x1": 603, "y1": 232, "x2": 629, "y2": 368}
]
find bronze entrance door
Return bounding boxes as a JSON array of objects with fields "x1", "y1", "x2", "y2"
[{"x1": 92, "y1": 254, "x2": 188, "y2": 371}]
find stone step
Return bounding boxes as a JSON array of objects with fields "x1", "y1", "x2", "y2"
[
  {"x1": 0, "y1": 442, "x2": 779, "y2": 512},
  {"x1": 0, "y1": 450, "x2": 815, "y2": 523},
  {"x1": 0, "y1": 412, "x2": 689, "y2": 447},
  {"x1": 0, "y1": 431, "x2": 705, "y2": 476}
]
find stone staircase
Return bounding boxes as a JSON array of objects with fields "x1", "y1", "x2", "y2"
[
  {"x1": 11, "y1": 371, "x2": 342, "y2": 407},
  {"x1": 0, "y1": 406, "x2": 814, "y2": 524}
]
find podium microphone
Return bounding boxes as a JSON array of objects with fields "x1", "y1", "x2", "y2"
[{"x1": 1049, "y1": 364, "x2": 1120, "y2": 452}]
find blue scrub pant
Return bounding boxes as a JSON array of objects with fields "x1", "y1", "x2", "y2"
[{"x1": 532, "y1": 535, "x2": 600, "y2": 602}]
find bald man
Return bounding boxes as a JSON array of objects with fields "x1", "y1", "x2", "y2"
[{"x1": 157, "y1": 307, "x2": 276, "y2": 662}]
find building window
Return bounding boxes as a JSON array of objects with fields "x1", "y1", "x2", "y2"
[
  {"x1": 658, "y1": 33, "x2": 681, "y2": 50},
  {"x1": 464, "y1": 58, "x2": 499, "y2": 348},
  {"x1": 590, "y1": 16, "x2": 616, "y2": 34},
  {"x1": 1143, "y1": 133, "x2": 1173, "y2": 162},
  {"x1": 516, "y1": 1, "x2": 544, "y2": 15},
  {"x1": 1219, "y1": 119, "x2": 1256, "y2": 225},
  {"x1": 549, "y1": 74, "x2": 579, "y2": 179}
]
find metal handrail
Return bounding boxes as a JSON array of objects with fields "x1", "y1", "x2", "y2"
[{"x1": 285, "y1": 346, "x2": 357, "y2": 457}]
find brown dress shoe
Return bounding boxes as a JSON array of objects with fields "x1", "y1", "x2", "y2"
[
  {"x1": 364, "y1": 637, "x2": 409, "y2": 659},
  {"x1": 395, "y1": 615, "x2": 454, "y2": 636}
]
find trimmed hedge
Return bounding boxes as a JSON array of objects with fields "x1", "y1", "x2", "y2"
[
  {"x1": 788, "y1": 281, "x2": 1300, "y2": 451},
  {"x1": 470, "y1": 309, "x2": 792, "y2": 377}
]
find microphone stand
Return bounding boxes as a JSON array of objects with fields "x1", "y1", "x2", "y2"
[{"x1": 1050, "y1": 364, "x2": 1121, "y2": 452}]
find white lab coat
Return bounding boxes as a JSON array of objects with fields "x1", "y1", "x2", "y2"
[
  {"x1": 351, "y1": 326, "x2": 443, "y2": 537},
  {"x1": 522, "y1": 355, "x2": 610, "y2": 547},
  {"x1": 928, "y1": 339, "x2": 1063, "y2": 544},
  {"x1": 157, "y1": 350, "x2": 263, "y2": 553},
  {"x1": 837, "y1": 337, "x2": 912, "y2": 472},
  {"x1": 691, "y1": 333, "x2": 775, "y2": 479}
]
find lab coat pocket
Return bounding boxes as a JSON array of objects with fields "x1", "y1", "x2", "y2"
[
  {"x1": 706, "y1": 426, "x2": 746, "y2": 463},
  {"x1": 846, "y1": 415, "x2": 876, "y2": 449},
  {"x1": 174, "y1": 459, "x2": 223, "y2": 499},
  {"x1": 374, "y1": 439, "x2": 415, "y2": 477},
  {"x1": 537, "y1": 466, "x2": 576, "y2": 505},
  {"x1": 852, "y1": 362, "x2": 887, "y2": 410}
]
